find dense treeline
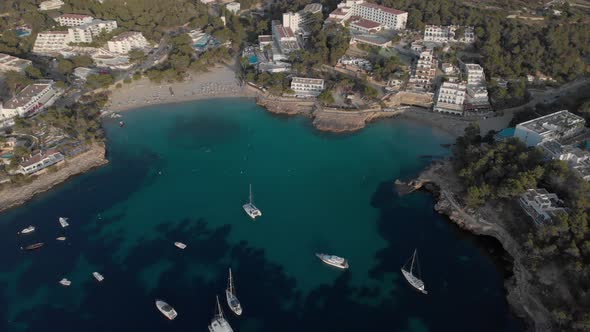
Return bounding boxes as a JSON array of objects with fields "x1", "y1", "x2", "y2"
[{"x1": 453, "y1": 124, "x2": 590, "y2": 330}]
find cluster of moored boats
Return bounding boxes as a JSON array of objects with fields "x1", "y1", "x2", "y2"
[
  {"x1": 156, "y1": 268, "x2": 241, "y2": 332},
  {"x1": 245, "y1": 184, "x2": 428, "y2": 295},
  {"x1": 18, "y1": 217, "x2": 106, "y2": 287}
]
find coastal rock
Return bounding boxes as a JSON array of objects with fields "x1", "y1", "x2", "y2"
[
  {"x1": 0, "y1": 144, "x2": 108, "y2": 212},
  {"x1": 417, "y1": 160, "x2": 553, "y2": 332}
]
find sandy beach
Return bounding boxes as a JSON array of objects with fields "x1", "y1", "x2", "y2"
[{"x1": 107, "y1": 65, "x2": 254, "y2": 112}]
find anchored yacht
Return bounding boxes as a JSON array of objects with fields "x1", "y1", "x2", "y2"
[
  {"x1": 316, "y1": 253, "x2": 349, "y2": 269},
  {"x1": 19, "y1": 226, "x2": 35, "y2": 234},
  {"x1": 208, "y1": 296, "x2": 233, "y2": 332},
  {"x1": 242, "y1": 184, "x2": 261, "y2": 219},
  {"x1": 174, "y1": 242, "x2": 187, "y2": 249},
  {"x1": 93, "y1": 272, "x2": 104, "y2": 282},
  {"x1": 59, "y1": 278, "x2": 71, "y2": 286},
  {"x1": 59, "y1": 217, "x2": 69, "y2": 228},
  {"x1": 155, "y1": 300, "x2": 178, "y2": 320},
  {"x1": 401, "y1": 249, "x2": 427, "y2": 294},
  {"x1": 225, "y1": 268, "x2": 242, "y2": 316}
]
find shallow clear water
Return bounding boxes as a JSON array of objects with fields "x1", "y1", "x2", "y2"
[{"x1": 0, "y1": 98, "x2": 523, "y2": 332}]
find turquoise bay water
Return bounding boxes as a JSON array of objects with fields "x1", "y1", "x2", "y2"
[{"x1": 0, "y1": 99, "x2": 523, "y2": 331}]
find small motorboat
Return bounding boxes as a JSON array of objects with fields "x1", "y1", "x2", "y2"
[
  {"x1": 174, "y1": 242, "x2": 187, "y2": 249},
  {"x1": 19, "y1": 226, "x2": 35, "y2": 234},
  {"x1": 56, "y1": 237, "x2": 66, "y2": 241},
  {"x1": 23, "y1": 243, "x2": 44, "y2": 251},
  {"x1": 156, "y1": 300, "x2": 178, "y2": 320},
  {"x1": 93, "y1": 272, "x2": 104, "y2": 282},
  {"x1": 59, "y1": 278, "x2": 71, "y2": 286},
  {"x1": 59, "y1": 217, "x2": 69, "y2": 228},
  {"x1": 119, "y1": 121, "x2": 125, "y2": 128}
]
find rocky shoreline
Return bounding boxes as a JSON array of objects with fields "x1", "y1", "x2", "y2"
[
  {"x1": 0, "y1": 144, "x2": 108, "y2": 213},
  {"x1": 407, "y1": 160, "x2": 552, "y2": 332}
]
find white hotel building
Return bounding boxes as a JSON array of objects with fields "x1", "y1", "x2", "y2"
[
  {"x1": 68, "y1": 19, "x2": 118, "y2": 43},
  {"x1": 107, "y1": 31, "x2": 148, "y2": 54},
  {"x1": 291, "y1": 77, "x2": 325, "y2": 97},
  {"x1": 32, "y1": 31, "x2": 70, "y2": 54},
  {"x1": 0, "y1": 53, "x2": 32, "y2": 73},
  {"x1": 424, "y1": 25, "x2": 475, "y2": 43},
  {"x1": 514, "y1": 110, "x2": 586, "y2": 147},
  {"x1": 55, "y1": 13, "x2": 94, "y2": 26},
  {"x1": 328, "y1": 0, "x2": 407, "y2": 30},
  {"x1": 0, "y1": 80, "x2": 60, "y2": 120},
  {"x1": 433, "y1": 82, "x2": 466, "y2": 115}
]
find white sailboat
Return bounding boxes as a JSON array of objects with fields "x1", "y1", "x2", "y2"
[
  {"x1": 225, "y1": 268, "x2": 242, "y2": 316},
  {"x1": 59, "y1": 217, "x2": 69, "y2": 228},
  {"x1": 208, "y1": 296, "x2": 233, "y2": 332},
  {"x1": 401, "y1": 249, "x2": 427, "y2": 294},
  {"x1": 242, "y1": 184, "x2": 261, "y2": 219}
]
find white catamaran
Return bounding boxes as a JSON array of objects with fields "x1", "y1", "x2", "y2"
[
  {"x1": 225, "y1": 268, "x2": 242, "y2": 316},
  {"x1": 242, "y1": 184, "x2": 261, "y2": 219},
  {"x1": 208, "y1": 296, "x2": 233, "y2": 332},
  {"x1": 401, "y1": 249, "x2": 427, "y2": 294}
]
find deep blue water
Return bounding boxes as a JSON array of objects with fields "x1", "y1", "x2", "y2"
[{"x1": 0, "y1": 99, "x2": 524, "y2": 332}]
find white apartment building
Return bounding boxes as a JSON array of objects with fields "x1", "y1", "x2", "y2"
[
  {"x1": 0, "y1": 80, "x2": 60, "y2": 120},
  {"x1": 0, "y1": 53, "x2": 32, "y2": 73},
  {"x1": 464, "y1": 63, "x2": 485, "y2": 85},
  {"x1": 433, "y1": 82, "x2": 466, "y2": 115},
  {"x1": 291, "y1": 77, "x2": 325, "y2": 97},
  {"x1": 55, "y1": 13, "x2": 94, "y2": 26},
  {"x1": 514, "y1": 110, "x2": 586, "y2": 146},
  {"x1": 271, "y1": 21, "x2": 300, "y2": 57},
  {"x1": 107, "y1": 31, "x2": 148, "y2": 54},
  {"x1": 407, "y1": 49, "x2": 437, "y2": 91},
  {"x1": 283, "y1": 4, "x2": 322, "y2": 34},
  {"x1": 19, "y1": 150, "x2": 65, "y2": 175},
  {"x1": 464, "y1": 85, "x2": 490, "y2": 112},
  {"x1": 423, "y1": 25, "x2": 475, "y2": 43},
  {"x1": 539, "y1": 140, "x2": 590, "y2": 181},
  {"x1": 32, "y1": 31, "x2": 70, "y2": 54},
  {"x1": 519, "y1": 189, "x2": 566, "y2": 225},
  {"x1": 39, "y1": 0, "x2": 64, "y2": 11},
  {"x1": 68, "y1": 19, "x2": 118, "y2": 43},
  {"x1": 225, "y1": 2, "x2": 241, "y2": 14},
  {"x1": 328, "y1": 0, "x2": 407, "y2": 30}
]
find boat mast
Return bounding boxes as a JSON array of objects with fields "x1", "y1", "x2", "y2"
[
  {"x1": 249, "y1": 184, "x2": 253, "y2": 204},
  {"x1": 410, "y1": 249, "x2": 417, "y2": 274},
  {"x1": 216, "y1": 295, "x2": 224, "y2": 319},
  {"x1": 228, "y1": 268, "x2": 234, "y2": 294}
]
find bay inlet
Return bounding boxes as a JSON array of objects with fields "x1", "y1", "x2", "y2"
[{"x1": 0, "y1": 98, "x2": 523, "y2": 332}]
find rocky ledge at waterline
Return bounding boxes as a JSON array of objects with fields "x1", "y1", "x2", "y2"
[
  {"x1": 399, "y1": 160, "x2": 553, "y2": 332},
  {"x1": 0, "y1": 144, "x2": 108, "y2": 212}
]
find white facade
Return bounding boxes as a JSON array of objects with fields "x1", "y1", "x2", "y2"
[
  {"x1": 272, "y1": 21, "x2": 300, "y2": 55},
  {"x1": 32, "y1": 31, "x2": 70, "y2": 54},
  {"x1": 464, "y1": 63, "x2": 485, "y2": 85},
  {"x1": 0, "y1": 81, "x2": 60, "y2": 120},
  {"x1": 0, "y1": 53, "x2": 32, "y2": 73},
  {"x1": 424, "y1": 25, "x2": 475, "y2": 43},
  {"x1": 68, "y1": 19, "x2": 117, "y2": 43},
  {"x1": 55, "y1": 14, "x2": 94, "y2": 26},
  {"x1": 514, "y1": 110, "x2": 586, "y2": 147},
  {"x1": 291, "y1": 77, "x2": 325, "y2": 97},
  {"x1": 433, "y1": 82, "x2": 466, "y2": 115},
  {"x1": 225, "y1": 2, "x2": 241, "y2": 14},
  {"x1": 39, "y1": 0, "x2": 64, "y2": 11},
  {"x1": 407, "y1": 49, "x2": 437, "y2": 91},
  {"x1": 519, "y1": 189, "x2": 566, "y2": 225},
  {"x1": 283, "y1": 12, "x2": 302, "y2": 33},
  {"x1": 107, "y1": 31, "x2": 148, "y2": 54},
  {"x1": 327, "y1": 0, "x2": 407, "y2": 30},
  {"x1": 19, "y1": 150, "x2": 65, "y2": 175}
]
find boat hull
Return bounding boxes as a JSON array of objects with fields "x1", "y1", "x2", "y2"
[
  {"x1": 316, "y1": 253, "x2": 349, "y2": 269},
  {"x1": 155, "y1": 300, "x2": 178, "y2": 320},
  {"x1": 225, "y1": 289, "x2": 243, "y2": 316},
  {"x1": 208, "y1": 318, "x2": 234, "y2": 332},
  {"x1": 242, "y1": 203, "x2": 261, "y2": 219},
  {"x1": 401, "y1": 268, "x2": 427, "y2": 294}
]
